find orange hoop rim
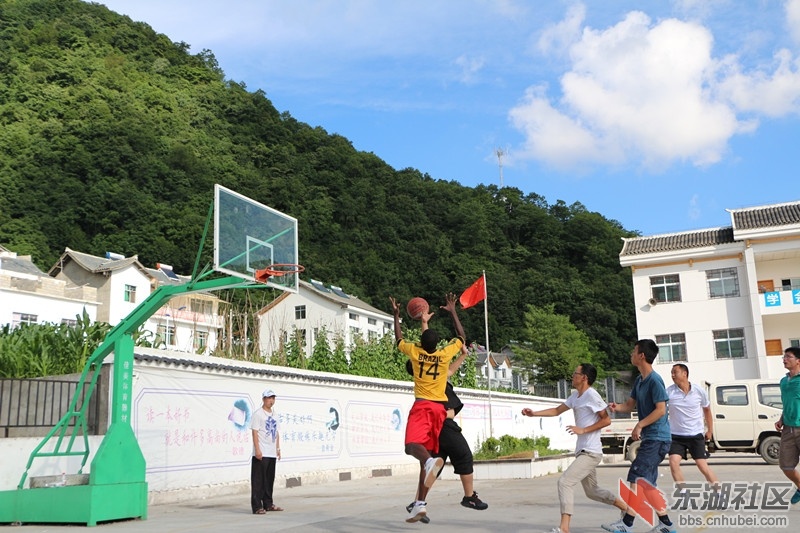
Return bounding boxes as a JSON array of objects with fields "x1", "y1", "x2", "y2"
[{"x1": 254, "y1": 263, "x2": 305, "y2": 283}]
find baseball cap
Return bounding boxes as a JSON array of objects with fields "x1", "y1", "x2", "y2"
[{"x1": 262, "y1": 389, "x2": 276, "y2": 398}]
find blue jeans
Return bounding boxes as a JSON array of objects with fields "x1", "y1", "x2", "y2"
[{"x1": 627, "y1": 439, "x2": 671, "y2": 485}]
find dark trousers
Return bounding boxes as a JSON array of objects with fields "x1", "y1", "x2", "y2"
[{"x1": 251, "y1": 456, "x2": 276, "y2": 512}]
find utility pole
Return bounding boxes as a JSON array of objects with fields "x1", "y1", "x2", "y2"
[{"x1": 495, "y1": 148, "x2": 505, "y2": 188}]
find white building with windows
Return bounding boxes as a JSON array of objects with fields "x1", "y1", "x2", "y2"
[
  {"x1": 257, "y1": 279, "x2": 393, "y2": 359},
  {"x1": 619, "y1": 200, "x2": 800, "y2": 384},
  {"x1": 49, "y1": 248, "x2": 223, "y2": 355},
  {"x1": 0, "y1": 247, "x2": 99, "y2": 328},
  {"x1": 473, "y1": 345, "x2": 516, "y2": 390}
]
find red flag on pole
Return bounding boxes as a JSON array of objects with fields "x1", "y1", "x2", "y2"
[{"x1": 459, "y1": 275, "x2": 486, "y2": 309}]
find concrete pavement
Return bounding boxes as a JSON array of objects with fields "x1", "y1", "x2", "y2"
[{"x1": 8, "y1": 453, "x2": 798, "y2": 532}]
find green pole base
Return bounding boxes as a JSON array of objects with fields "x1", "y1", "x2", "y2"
[{"x1": 0, "y1": 481, "x2": 147, "y2": 526}]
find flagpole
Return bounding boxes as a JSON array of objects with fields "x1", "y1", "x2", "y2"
[{"x1": 482, "y1": 270, "x2": 492, "y2": 438}]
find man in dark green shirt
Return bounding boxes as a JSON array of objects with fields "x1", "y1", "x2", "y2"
[{"x1": 776, "y1": 346, "x2": 800, "y2": 505}]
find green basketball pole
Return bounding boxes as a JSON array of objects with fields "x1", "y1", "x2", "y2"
[{"x1": 0, "y1": 196, "x2": 278, "y2": 526}]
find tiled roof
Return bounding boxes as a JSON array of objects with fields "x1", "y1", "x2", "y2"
[
  {"x1": 729, "y1": 201, "x2": 800, "y2": 230},
  {"x1": 54, "y1": 248, "x2": 142, "y2": 274},
  {"x1": 301, "y1": 280, "x2": 389, "y2": 316},
  {"x1": 620, "y1": 227, "x2": 735, "y2": 257},
  {"x1": 0, "y1": 255, "x2": 47, "y2": 276}
]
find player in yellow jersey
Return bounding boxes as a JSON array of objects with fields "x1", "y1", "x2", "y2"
[{"x1": 389, "y1": 292, "x2": 465, "y2": 523}]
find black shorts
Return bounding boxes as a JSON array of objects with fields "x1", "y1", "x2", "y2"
[
  {"x1": 669, "y1": 434, "x2": 708, "y2": 460},
  {"x1": 434, "y1": 418, "x2": 474, "y2": 475}
]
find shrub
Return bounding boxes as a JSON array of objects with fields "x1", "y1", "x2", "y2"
[{"x1": 473, "y1": 434, "x2": 567, "y2": 460}]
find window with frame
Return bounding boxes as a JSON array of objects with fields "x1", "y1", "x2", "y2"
[
  {"x1": 190, "y1": 300, "x2": 212, "y2": 314},
  {"x1": 707, "y1": 268, "x2": 740, "y2": 299},
  {"x1": 758, "y1": 384, "x2": 782, "y2": 409},
  {"x1": 350, "y1": 326, "x2": 361, "y2": 339},
  {"x1": 713, "y1": 328, "x2": 746, "y2": 359},
  {"x1": 655, "y1": 333, "x2": 687, "y2": 363},
  {"x1": 193, "y1": 330, "x2": 208, "y2": 350},
  {"x1": 157, "y1": 324, "x2": 176, "y2": 346},
  {"x1": 124, "y1": 284, "x2": 136, "y2": 303},
  {"x1": 792, "y1": 339, "x2": 800, "y2": 348},
  {"x1": 716, "y1": 385, "x2": 748, "y2": 406},
  {"x1": 650, "y1": 274, "x2": 681, "y2": 303},
  {"x1": 368, "y1": 330, "x2": 378, "y2": 340},
  {"x1": 61, "y1": 318, "x2": 78, "y2": 327},
  {"x1": 367, "y1": 317, "x2": 377, "y2": 326},
  {"x1": 12, "y1": 312, "x2": 38, "y2": 327},
  {"x1": 349, "y1": 312, "x2": 359, "y2": 321},
  {"x1": 782, "y1": 278, "x2": 800, "y2": 291},
  {"x1": 295, "y1": 305, "x2": 306, "y2": 320}
]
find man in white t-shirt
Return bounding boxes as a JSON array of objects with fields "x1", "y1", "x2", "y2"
[
  {"x1": 250, "y1": 388, "x2": 283, "y2": 514},
  {"x1": 522, "y1": 363, "x2": 627, "y2": 533},
  {"x1": 667, "y1": 364, "x2": 719, "y2": 489}
]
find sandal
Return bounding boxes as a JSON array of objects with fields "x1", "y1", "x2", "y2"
[
  {"x1": 267, "y1": 504, "x2": 284, "y2": 512},
  {"x1": 254, "y1": 508, "x2": 267, "y2": 515}
]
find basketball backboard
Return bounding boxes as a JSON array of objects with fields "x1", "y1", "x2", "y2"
[{"x1": 214, "y1": 184, "x2": 299, "y2": 292}]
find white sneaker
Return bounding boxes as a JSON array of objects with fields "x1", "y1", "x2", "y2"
[
  {"x1": 406, "y1": 501, "x2": 427, "y2": 523},
  {"x1": 546, "y1": 528, "x2": 563, "y2": 533},
  {"x1": 601, "y1": 518, "x2": 632, "y2": 533},
  {"x1": 644, "y1": 523, "x2": 676, "y2": 533},
  {"x1": 423, "y1": 457, "x2": 444, "y2": 488}
]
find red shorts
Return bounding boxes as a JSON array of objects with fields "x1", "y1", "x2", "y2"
[{"x1": 405, "y1": 400, "x2": 446, "y2": 454}]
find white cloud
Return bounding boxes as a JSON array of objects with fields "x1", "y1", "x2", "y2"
[
  {"x1": 509, "y1": 9, "x2": 784, "y2": 172},
  {"x1": 538, "y1": 3, "x2": 586, "y2": 56},
  {"x1": 715, "y1": 49, "x2": 800, "y2": 117},
  {"x1": 688, "y1": 194, "x2": 701, "y2": 220},
  {"x1": 787, "y1": 0, "x2": 800, "y2": 44},
  {"x1": 454, "y1": 55, "x2": 487, "y2": 84},
  {"x1": 509, "y1": 85, "x2": 621, "y2": 170}
]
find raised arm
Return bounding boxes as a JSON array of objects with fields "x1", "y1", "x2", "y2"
[
  {"x1": 448, "y1": 345, "x2": 469, "y2": 377},
  {"x1": 441, "y1": 292, "x2": 465, "y2": 341},
  {"x1": 389, "y1": 296, "x2": 402, "y2": 343}
]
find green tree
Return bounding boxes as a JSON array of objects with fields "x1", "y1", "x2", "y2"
[
  {"x1": 514, "y1": 304, "x2": 601, "y2": 382},
  {"x1": 283, "y1": 332, "x2": 306, "y2": 369}
]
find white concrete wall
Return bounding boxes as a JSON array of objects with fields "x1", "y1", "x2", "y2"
[
  {"x1": 0, "y1": 349, "x2": 574, "y2": 500},
  {"x1": 259, "y1": 288, "x2": 393, "y2": 358},
  {"x1": 107, "y1": 266, "x2": 151, "y2": 325},
  {"x1": 632, "y1": 256, "x2": 763, "y2": 384},
  {"x1": 0, "y1": 288, "x2": 98, "y2": 327}
]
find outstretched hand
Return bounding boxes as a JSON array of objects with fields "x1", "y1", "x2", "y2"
[
  {"x1": 441, "y1": 292, "x2": 458, "y2": 313},
  {"x1": 389, "y1": 296, "x2": 400, "y2": 315},
  {"x1": 420, "y1": 308, "x2": 434, "y2": 323}
]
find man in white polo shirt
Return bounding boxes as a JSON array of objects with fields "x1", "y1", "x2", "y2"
[{"x1": 667, "y1": 363, "x2": 719, "y2": 489}]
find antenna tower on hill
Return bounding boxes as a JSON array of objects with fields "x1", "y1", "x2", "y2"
[{"x1": 495, "y1": 147, "x2": 506, "y2": 188}]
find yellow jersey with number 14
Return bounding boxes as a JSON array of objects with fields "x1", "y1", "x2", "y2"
[{"x1": 398, "y1": 338, "x2": 463, "y2": 402}]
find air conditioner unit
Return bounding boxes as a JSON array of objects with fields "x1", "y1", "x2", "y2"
[{"x1": 648, "y1": 298, "x2": 658, "y2": 306}]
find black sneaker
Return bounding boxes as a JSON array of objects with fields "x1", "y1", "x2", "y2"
[
  {"x1": 405, "y1": 501, "x2": 430, "y2": 523},
  {"x1": 461, "y1": 491, "x2": 488, "y2": 510}
]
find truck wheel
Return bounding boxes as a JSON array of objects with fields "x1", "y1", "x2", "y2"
[
  {"x1": 759, "y1": 436, "x2": 781, "y2": 465},
  {"x1": 626, "y1": 440, "x2": 641, "y2": 462}
]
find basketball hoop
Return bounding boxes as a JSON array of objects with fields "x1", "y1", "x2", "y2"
[{"x1": 254, "y1": 264, "x2": 305, "y2": 284}]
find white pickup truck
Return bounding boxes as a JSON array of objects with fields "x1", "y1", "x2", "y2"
[{"x1": 600, "y1": 379, "x2": 783, "y2": 464}]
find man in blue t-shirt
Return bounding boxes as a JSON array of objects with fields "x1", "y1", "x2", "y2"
[{"x1": 602, "y1": 339, "x2": 675, "y2": 533}]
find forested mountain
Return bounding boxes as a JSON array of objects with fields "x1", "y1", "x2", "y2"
[{"x1": 0, "y1": 0, "x2": 639, "y2": 370}]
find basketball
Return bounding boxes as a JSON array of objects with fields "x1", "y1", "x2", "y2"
[{"x1": 406, "y1": 297, "x2": 429, "y2": 320}]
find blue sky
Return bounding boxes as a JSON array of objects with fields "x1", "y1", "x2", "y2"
[{"x1": 96, "y1": 0, "x2": 800, "y2": 236}]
